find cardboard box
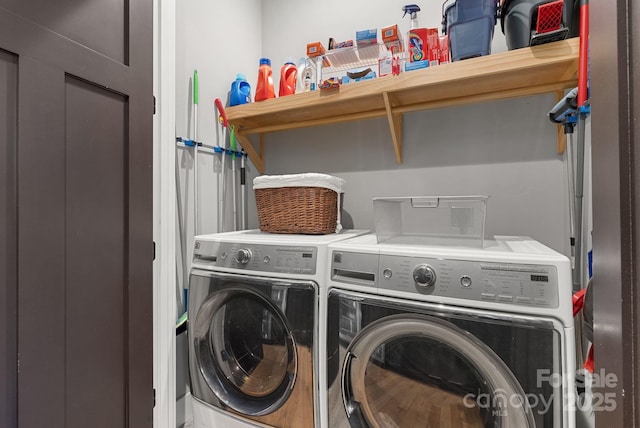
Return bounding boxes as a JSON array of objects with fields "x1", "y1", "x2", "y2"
[
  {"x1": 356, "y1": 29, "x2": 378, "y2": 46},
  {"x1": 328, "y1": 39, "x2": 354, "y2": 50},
  {"x1": 307, "y1": 41, "x2": 326, "y2": 57},
  {"x1": 382, "y1": 24, "x2": 404, "y2": 53},
  {"x1": 379, "y1": 54, "x2": 393, "y2": 77},
  {"x1": 306, "y1": 41, "x2": 331, "y2": 67},
  {"x1": 427, "y1": 28, "x2": 440, "y2": 66},
  {"x1": 404, "y1": 59, "x2": 429, "y2": 72},
  {"x1": 382, "y1": 24, "x2": 400, "y2": 42},
  {"x1": 407, "y1": 28, "x2": 428, "y2": 62},
  {"x1": 439, "y1": 35, "x2": 450, "y2": 64}
]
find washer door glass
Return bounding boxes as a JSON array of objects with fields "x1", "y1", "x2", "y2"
[
  {"x1": 193, "y1": 287, "x2": 297, "y2": 416},
  {"x1": 342, "y1": 314, "x2": 535, "y2": 428}
]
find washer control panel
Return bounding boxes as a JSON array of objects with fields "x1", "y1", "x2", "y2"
[
  {"x1": 379, "y1": 254, "x2": 559, "y2": 308},
  {"x1": 194, "y1": 240, "x2": 317, "y2": 274}
]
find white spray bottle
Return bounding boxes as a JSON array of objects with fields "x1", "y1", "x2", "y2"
[{"x1": 403, "y1": 4, "x2": 428, "y2": 62}]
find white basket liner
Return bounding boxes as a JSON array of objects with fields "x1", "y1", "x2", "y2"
[
  {"x1": 253, "y1": 173, "x2": 345, "y2": 193},
  {"x1": 252, "y1": 173, "x2": 345, "y2": 232}
]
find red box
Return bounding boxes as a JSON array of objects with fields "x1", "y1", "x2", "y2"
[
  {"x1": 382, "y1": 24, "x2": 400, "y2": 42},
  {"x1": 306, "y1": 41, "x2": 326, "y2": 57},
  {"x1": 306, "y1": 41, "x2": 331, "y2": 67},
  {"x1": 427, "y1": 28, "x2": 440, "y2": 66},
  {"x1": 439, "y1": 35, "x2": 450, "y2": 64},
  {"x1": 407, "y1": 27, "x2": 428, "y2": 62},
  {"x1": 382, "y1": 24, "x2": 404, "y2": 53}
]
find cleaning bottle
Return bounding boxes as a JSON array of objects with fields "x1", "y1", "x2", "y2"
[
  {"x1": 303, "y1": 58, "x2": 315, "y2": 92},
  {"x1": 229, "y1": 73, "x2": 251, "y2": 106},
  {"x1": 402, "y1": 4, "x2": 428, "y2": 62},
  {"x1": 295, "y1": 57, "x2": 306, "y2": 94},
  {"x1": 278, "y1": 57, "x2": 297, "y2": 97},
  {"x1": 255, "y1": 58, "x2": 275, "y2": 101}
]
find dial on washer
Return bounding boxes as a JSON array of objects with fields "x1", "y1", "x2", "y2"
[
  {"x1": 235, "y1": 249, "x2": 252, "y2": 265},
  {"x1": 413, "y1": 264, "x2": 436, "y2": 288}
]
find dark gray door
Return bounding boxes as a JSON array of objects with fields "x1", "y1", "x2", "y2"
[{"x1": 0, "y1": 2, "x2": 153, "y2": 428}]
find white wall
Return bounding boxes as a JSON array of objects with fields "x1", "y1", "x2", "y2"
[
  {"x1": 175, "y1": 0, "x2": 263, "y2": 291},
  {"x1": 174, "y1": 2, "x2": 263, "y2": 427},
  {"x1": 257, "y1": 0, "x2": 572, "y2": 255},
  {"x1": 261, "y1": 93, "x2": 572, "y2": 253}
]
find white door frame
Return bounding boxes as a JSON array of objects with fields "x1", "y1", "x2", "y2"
[{"x1": 153, "y1": 0, "x2": 177, "y2": 426}]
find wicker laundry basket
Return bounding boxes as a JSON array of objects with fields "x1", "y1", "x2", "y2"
[{"x1": 253, "y1": 173, "x2": 344, "y2": 234}]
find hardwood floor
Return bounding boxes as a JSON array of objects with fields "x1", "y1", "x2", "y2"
[
  {"x1": 358, "y1": 363, "x2": 484, "y2": 428},
  {"x1": 238, "y1": 343, "x2": 290, "y2": 396},
  {"x1": 227, "y1": 345, "x2": 484, "y2": 427},
  {"x1": 240, "y1": 345, "x2": 315, "y2": 428}
]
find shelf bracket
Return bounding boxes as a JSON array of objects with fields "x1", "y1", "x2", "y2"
[
  {"x1": 555, "y1": 90, "x2": 567, "y2": 154},
  {"x1": 383, "y1": 91, "x2": 402, "y2": 164},
  {"x1": 235, "y1": 130, "x2": 265, "y2": 174}
]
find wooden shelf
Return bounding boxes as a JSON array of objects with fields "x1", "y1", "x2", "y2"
[{"x1": 227, "y1": 38, "x2": 579, "y2": 174}]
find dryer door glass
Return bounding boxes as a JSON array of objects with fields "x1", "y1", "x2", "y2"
[
  {"x1": 193, "y1": 286, "x2": 298, "y2": 416},
  {"x1": 342, "y1": 314, "x2": 536, "y2": 428}
]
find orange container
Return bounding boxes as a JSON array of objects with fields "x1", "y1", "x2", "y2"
[
  {"x1": 278, "y1": 59, "x2": 297, "y2": 97},
  {"x1": 255, "y1": 58, "x2": 275, "y2": 102}
]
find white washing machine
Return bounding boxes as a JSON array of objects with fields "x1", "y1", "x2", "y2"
[
  {"x1": 188, "y1": 229, "x2": 367, "y2": 428},
  {"x1": 323, "y1": 234, "x2": 577, "y2": 428}
]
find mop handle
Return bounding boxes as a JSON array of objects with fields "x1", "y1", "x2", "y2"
[
  {"x1": 193, "y1": 70, "x2": 199, "y2": 235},
  {"x1": 241, "y1": 152, "x2": 247, "y2": 230},
  {"x1": 193, "y1": 70, "x2": 199, "y2": 106},
  {"x1": 577, "y1": 0, "x2": 589, "y2": 107},
  {"x1": 230, "y1": 126, "x2": 238, "y2": 231}
]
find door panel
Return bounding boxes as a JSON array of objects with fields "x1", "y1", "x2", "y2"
[
  {"x1": 0, "y1": 0, "x2": 153, "y2": 427},
  {"x1": 65, "y1": 76, "x2": 128, "y2": 428},
  {"x1": 1, "y1": 0, "x2": 128, "y2": 64},
  {"x1": 17, "y1": 57, "x2": 67, "y2": 428},
  {"x1": 0, "y1": 47, "x2": 17, "y2": 428}
]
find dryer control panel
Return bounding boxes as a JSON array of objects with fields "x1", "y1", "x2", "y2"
[{"x1": 194, "y1": 240, "x2": 317, "y2": 275}]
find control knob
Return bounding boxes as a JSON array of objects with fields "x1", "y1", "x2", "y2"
[
  {"x1": 413, "y1": 264, "x2": 436, "y2": 288},
  {"x1": 235, "y1": 249, "x2": 252, "y2": 265}
]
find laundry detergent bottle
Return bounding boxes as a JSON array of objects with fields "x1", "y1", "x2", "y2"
[
  {"x1": 229, "y1": 73, "x2": 251, "y2": 106},
  {"x1": 255, "y1": 58, "x2": 275, "y2": 102},
  {"x1": 295, "y1": 57, "x2": 307, "y2": 94},
  {"x1": 278, "y1": 57, "x2": 297, "y2": 97}
]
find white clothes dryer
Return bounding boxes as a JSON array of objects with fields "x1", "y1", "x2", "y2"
[
  {"x1": 323, "y1": 234, "x2": 577, "y2": 428},
  {"x1": 188, "y1": 229, "x2": 366, "y2": 428}
]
